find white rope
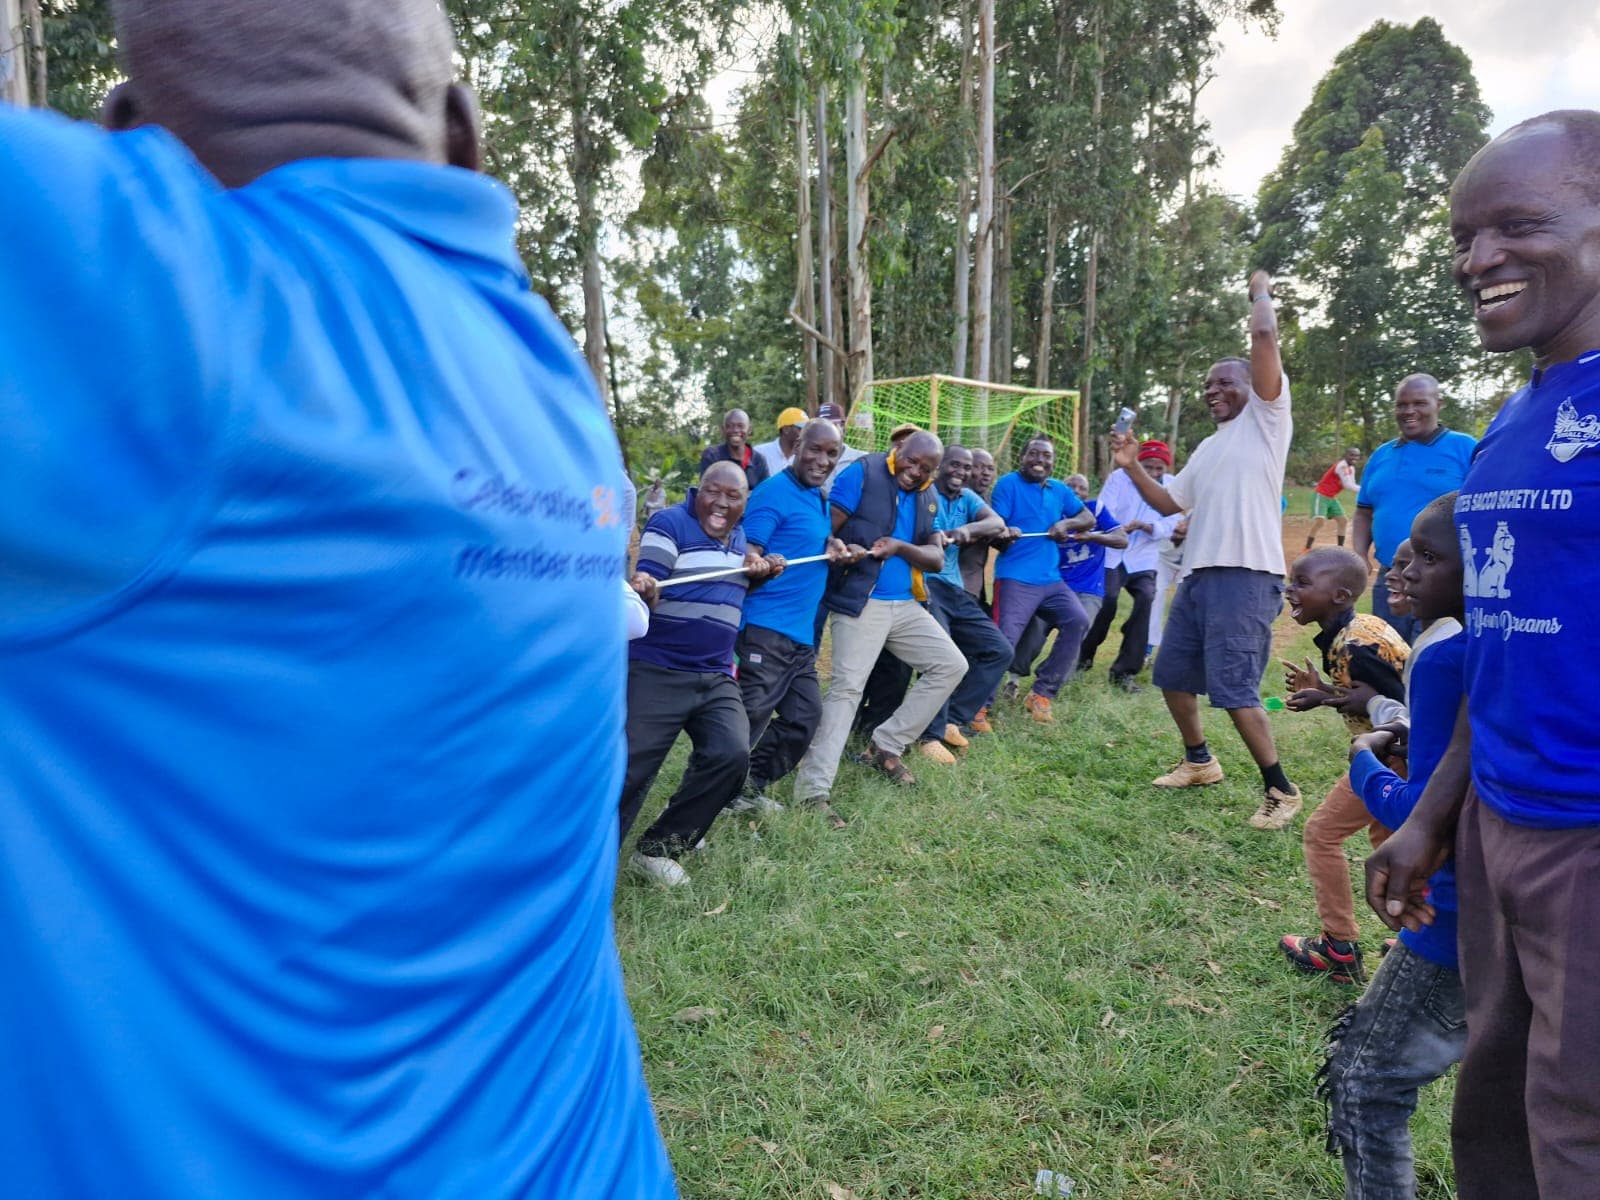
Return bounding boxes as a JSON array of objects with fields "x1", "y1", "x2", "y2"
[{"x1": 654, "y1": 552, "x2": 834, "y2": 590}]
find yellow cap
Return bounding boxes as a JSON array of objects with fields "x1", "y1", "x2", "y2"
[{"x1": 777, "y1": 406, "x2": 808, "y2": 429}]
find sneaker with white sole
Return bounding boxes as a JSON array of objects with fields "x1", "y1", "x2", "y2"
[
  {"x1": 1250, "y1": 784, "x2": 1303, "y2": 830},
  {"x1": 726, "y1": 791, "x2": 785, "y2": 814},
  {"x1": 628, "y1": 851, "x2": 690, "y2": 887},
  {"x1": 1152, "y1": 757, "x2": 1224, "y2": 787}
]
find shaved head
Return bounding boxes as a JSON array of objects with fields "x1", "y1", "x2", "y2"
[
  {"x1": 107, "y1": 0, "x2": 477, "y2": 185},
  {"x1": 700, "y1": 460, "x2": 747, "y2": 491},
  {"x1": 1300, "y1": 546, "x2": 1369, "y2": 598}
]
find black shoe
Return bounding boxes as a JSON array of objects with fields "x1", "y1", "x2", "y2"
[
  {"x1": 1110, "y1": 673, "x2": 1144, "y2": 693},
  {"x1": 1280, "y1": 932, "x2": 1364, "y2": 985}
]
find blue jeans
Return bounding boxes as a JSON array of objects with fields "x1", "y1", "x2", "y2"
[
  {"x1": 1370, "y1": 568, "x2": 1421, "y2": 645},
  {"x1": 1322, "y1": 943, "x2": 1467, "y2": 1200},
  {"x1": 922, "y1": 577, "x2": 1013, "y2": 737}
]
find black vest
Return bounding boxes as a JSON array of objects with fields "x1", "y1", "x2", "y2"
[{"x1": 824, "y1": 453, "x2": 937, "y2": 617}]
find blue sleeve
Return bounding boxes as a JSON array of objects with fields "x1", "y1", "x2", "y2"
[
  {"x1": 1352, "y1": 636, "x2": 1467, "y2": 829},
  {"x1": 1057, "y1": 483, "x2": 1085, "y2": 518},
  {"x1": 0, "y1": 111, "x2": 228, "y2": 640},
  {"x1": 741, "y1": 483, "x2": 783, "y2": 549},
  {"x1": 1355, "y1": 443, "x2": 1386, "y2": 508},
  {"x1": 1095, "y1": 504, "x2": 1120, "y2": 534},
  {"x1": 829, "y1": 460, "x2": 866, "y2": 517},
  {"x1": 634, "y1": 513, "x2": 680, "y2": 581},
  {"x1": 990, "y1": 474, "x2": 1017, "y2": 523}
]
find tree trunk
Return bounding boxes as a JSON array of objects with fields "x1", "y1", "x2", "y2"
[
  {"x1": 1034, "y1": 204, "x2": 1058, "y2": 388},
  {"x1": 568, "y1": 27, "x2": 609, "y2": 406},
  {"x1": 995, "y1": 192, "x2": 1013, "y2": 385},
  {"x1": 20, "y1": 0, "x2": 43, "y2": 107},
  {"x1": 794, "y1": 62, "x2": 818, "y2": 414},
  {"x1": 1081, "y1": 227, "x2": 1100, "y2": 472},
  {"x1": 951, "y1": 0, "x2": 974, "y2": 377},
  {"x1": 816, "y1": 86, "x2": 841, "y2": 411},
  {"x1": 1165, "y1": 381, "x2": 1183, "y2": 450},
  {"x1": 970, "y1": 0, "x2": 996, "y2": 388},
  {"x1": 2, "y1": 0, "x2": 28, "y2": 106},
  {"x1": 845, "y1": 40, "x2": 873, "y2": 406}
]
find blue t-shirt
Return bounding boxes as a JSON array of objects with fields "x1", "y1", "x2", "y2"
[
  {"x1": 989, "y1": 473, "x2": 1087, "y2": 584},
  {"x1": 931, "y1": 486, "x2": 986, "y2": 589},
  {"x1": 740, "y1": 469, "x2": 832, "y2": 645},
  {"x1": 1350, "y1": 630, "x2": 1467, "y2": 969},
  {"x1": 0, "y1": 110, "x2": 674, "y2": 1198},
  {"x1": 632, "y1": 497, "x2": 749, "y2": 674},
  {"x1": 1057, "y1": 500, "x2": 1119, "y2": 596},
  {"x1": 1456, "y1": 350, "x2": 1600, "y2": 828},
  {"x1": 829, "y1": 459, "x2": 923, "y2": 601},
  {"x1": 1357, "y1": 427, "x2": 1478, "y2": 564}
]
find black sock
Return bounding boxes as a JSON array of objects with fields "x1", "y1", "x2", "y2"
[
  {"x1": 1261, "y1": 762, "x2": 1292, "y2": 793},
  {"x1": 1337, "y1": 534, "x2": 1346, "y2": 546},
  {"x1": 1185, "y1": 741, "x2": 1212, "y2": 764}
]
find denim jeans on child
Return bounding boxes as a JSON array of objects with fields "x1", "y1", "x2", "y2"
[{"x1": 1321, "y1": 942, "x2": 1466, "y2": 1200}]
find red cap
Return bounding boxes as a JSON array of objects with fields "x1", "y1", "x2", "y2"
[{"x1": 1136, "y1": 439, "x2": 1172, "y2": 466}]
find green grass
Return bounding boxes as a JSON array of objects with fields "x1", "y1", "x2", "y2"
[{"x1": 616, "y1": 613, "x2": 1456, "y2": 1199}]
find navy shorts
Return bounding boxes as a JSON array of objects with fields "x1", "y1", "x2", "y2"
[{"x1": 1151, "y1": 567, "x2": 1283, "y2": 709}]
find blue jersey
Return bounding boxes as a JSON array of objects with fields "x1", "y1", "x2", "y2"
[
  {"x1": 1456, "y1": 350, "x2": 1600, "y2": 828},
  {"x1": 1058, "y1": 499, "x2": 1119, "y2": 596},
  {"x1": 990, "y1": 474, "x2": 1086, "y2": 584},
  {"x1": 1357, "y1": 427, "x2": 1477, "y2": 564},
  {"x1": 931, "y1": 487, "x2": 987, "y2": 588},
  {"x1": 741, "y1": 468, "x2": 833, "y2": 645},
  {"x1": 1350, "y1": 628, "x2": 1467, "y2": 969},
  {"x1": 0, "y1": 109, "x2": 674, "y2": 1197}
]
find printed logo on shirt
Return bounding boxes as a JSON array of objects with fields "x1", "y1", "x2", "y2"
[
  {"x1": 1545, "y1": 396, "x2": 1600, "y2": 463},
  {"x1": 1460, "y1": 518, "x2": 1563, "y2": 640},
  {"x1": 1461, "y1": 521, "x2": 1514, "y2": 600}
]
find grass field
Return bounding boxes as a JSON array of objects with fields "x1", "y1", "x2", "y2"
[{"x1": 615, "y1": 514, "x2": 1451, "y2": 1200}]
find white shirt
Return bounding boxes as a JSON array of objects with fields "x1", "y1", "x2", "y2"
[
  {"x1": 1163, "y1": 374, "x2": 1293, "y2": 578},
  {"x1": 1098, "y1": 471, "x2": 1185, "y2": 574},
  {"x1": 754, "y1": 438, "x2": 792, "y2": 476}
]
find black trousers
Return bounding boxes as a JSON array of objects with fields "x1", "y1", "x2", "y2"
[
  {"x1": 851, "y1": 649, "x2": 913, "y2": 736},
  {"x1": 1079, "y1": 566, "x2": 1156, "y2": 679},
  {"x1": 736, "y1": 625, "x2": 822, "y2": 790},
  {"x1": 618, "y1": 661, "x2": 750, "y2": 859}
]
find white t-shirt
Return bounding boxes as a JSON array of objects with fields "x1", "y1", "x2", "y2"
[
  {"x1": 1163, "y1": 375, "x2": 1293, "y2": 578},
  {"x1": 754, "y1": 438, "x2": 792, "y2": 476}
]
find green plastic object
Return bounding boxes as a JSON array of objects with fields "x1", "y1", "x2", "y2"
[{"x1": 1263, "y1": 696, "x2": 1286, "y2": 712}]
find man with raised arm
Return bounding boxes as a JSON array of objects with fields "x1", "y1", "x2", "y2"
[
  {"x1": 1109, "y1": 271, "x2": 1301, "y2": 830},
  {"x1": 0, "y1": 2, "x2": 676, "y2": 1194},
  {"x1": 1367, "y1": 110, "x2": 1600, "y2": 1200}
]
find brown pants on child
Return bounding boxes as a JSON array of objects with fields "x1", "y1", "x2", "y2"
[{"x1": 1303, "y1": 773, "x2": 1391, "y2": 944}]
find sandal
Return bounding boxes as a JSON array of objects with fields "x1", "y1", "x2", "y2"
[
  {"x1": 864, "y1": 745, "x2": 917, "y2": 787},
  {"x1": 800, "y1": 795, "x2": 849, "y2": 830}
]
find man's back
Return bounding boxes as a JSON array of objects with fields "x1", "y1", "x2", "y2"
[{"x1": 1, "y1": 111, "x2": 673, "y2": 1198}]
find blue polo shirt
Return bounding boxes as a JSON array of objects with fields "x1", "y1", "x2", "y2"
[
  {"x1": 1058, "y1": 500, "x2": 1119, "y2": 596},
  {"x1": 931, "y1": 486, "x2": 987, "y2": 589},
  {"x1": 829, "y1": 459, "x2": 922, "y2": 601},
  {"x1": 740, "y1": 468, "x2": 832, "y2": 645},
  {"x1": 1456, "y1": 350, "x2": 1600, "y2": 828},
  {"x1": 989, "y1": 473, "x2": 1086, "y2": 584},
  {"x1": 0, "y1": 110, "x2": 674, "y2": 1198},
  {"x1": 1357, "y1": 427, "x2": 1477, "y2": 564}
]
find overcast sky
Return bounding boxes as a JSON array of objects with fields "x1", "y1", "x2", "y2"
[{"x1": 1196, "y1": 0, "x2": 1600, "y2": 201}]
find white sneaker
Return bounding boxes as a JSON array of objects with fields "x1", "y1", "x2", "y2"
[
  {"x1": 727, "y1": 792, "x2": 786, "y2": 814},
  {"x1": 629, "y1": 852, "x2": 690, "y2": 887}
]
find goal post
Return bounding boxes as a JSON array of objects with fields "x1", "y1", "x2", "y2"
[{"x1": 845, "y1": 375, "x2": 1080, "y2": 472}]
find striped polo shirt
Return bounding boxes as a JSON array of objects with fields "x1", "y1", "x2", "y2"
[{"x1": 631, "y1": 495, "x2": 749, "y2": 674}]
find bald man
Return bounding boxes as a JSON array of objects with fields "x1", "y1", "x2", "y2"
[{"x1": 0, "y1": 3, "x2": 676, "y2": 1196}]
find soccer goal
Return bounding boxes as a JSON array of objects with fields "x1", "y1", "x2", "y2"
[{"x1": 845, "y1": 375, "x2": 1080, "y2": 470}]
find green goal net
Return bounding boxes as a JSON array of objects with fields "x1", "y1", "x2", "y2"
[{"x1": 845, "y1": 375, "x2": 1080, "y2": 471}]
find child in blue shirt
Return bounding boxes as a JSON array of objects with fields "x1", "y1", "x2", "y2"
[{"x1": 1319, "y1": 493, "x2": 1467, "y2": 1199}]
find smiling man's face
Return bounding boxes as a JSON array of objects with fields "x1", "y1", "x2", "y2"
[{"x1": 1451, "y1": 122, "x2": 1600, "y2": 366}]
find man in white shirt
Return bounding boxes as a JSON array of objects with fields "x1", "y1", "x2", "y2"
[
  {"x1": 1080, "y1": 439, "x2": 1185, "y2": 691},
  {"x1": 754, "y1": 407, "x2": 808, "y2": 476},
  {"x1": 1108, "y1": 270, "x2": 1302, "y2": 830}
]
